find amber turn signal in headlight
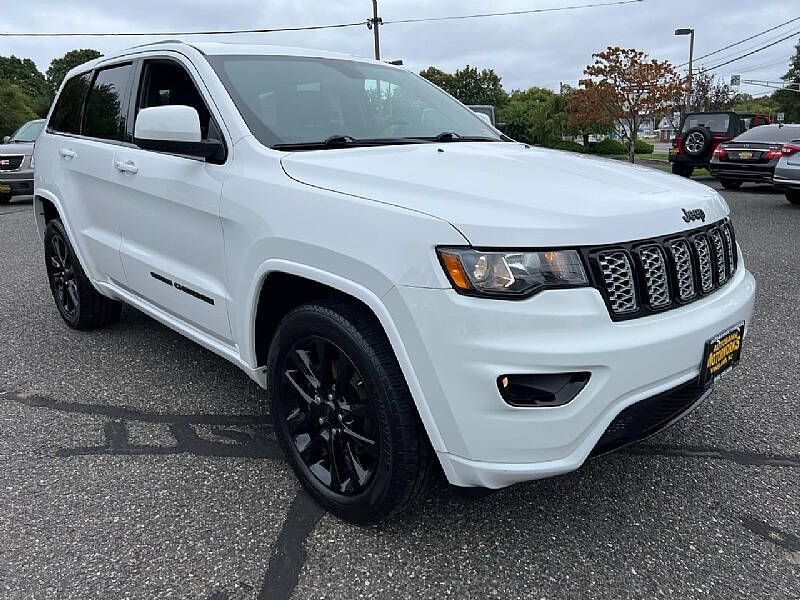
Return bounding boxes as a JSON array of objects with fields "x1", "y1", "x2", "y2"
[{"x1": 437, "y1": 248, "x2": 588, "y2": 298}]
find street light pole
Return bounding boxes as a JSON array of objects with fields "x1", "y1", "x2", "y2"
[{"x1": 675, "y1": 28, "x2": 695, "y2": 114}]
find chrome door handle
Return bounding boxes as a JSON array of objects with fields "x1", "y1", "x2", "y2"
[
  {"x1": 58, "y1": 148, "x2": 76, "y2": 159},
  {"x1": 114, "y1": 160, "x2": 138, "y2": 175}
]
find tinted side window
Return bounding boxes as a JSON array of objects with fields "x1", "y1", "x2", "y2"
[
  {"x1": 137, "y1": 60, "x2": 213, "y2": 138},
  {"x1": 49, "y1": 73, "x2": 91, "y2": 134},
  {"x1": 84, "y1": 64, "x2": 133, "y2": 142}
]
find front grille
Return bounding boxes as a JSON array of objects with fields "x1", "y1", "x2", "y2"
[
  {"x1": 639, "y1": 245, "x2": 670, "y2": 308},
  {"x1": 0, "y1": 155, "x2": 24, "y2": 171},
  {"x1": 587, "y1": 219, "x2": 737, "y2": 321},
  {"x1": 597, "y1": 252, "x2": 638, "y2": 314},
  {"x1": 589, "y1": 378, "x2": 707, "y2": 457}
]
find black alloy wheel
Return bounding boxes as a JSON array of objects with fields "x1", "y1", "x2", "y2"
[
  {"x1": 267, "y1": 300, "x2": 436, "y2": 523},
  {"x1": 45, "y1": 229, "x2": 80, "y2": 320},
  {"x1": 280, "y1": 336, "x2": 379, "y2": 495}
]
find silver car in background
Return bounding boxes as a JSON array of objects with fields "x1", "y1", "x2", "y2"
[
  {"x1": 0, "y1": 119, "x2": 45, "y2": 205},
  {"x1": 773, "y1": 137, "x2": 800, "y2": 205}
]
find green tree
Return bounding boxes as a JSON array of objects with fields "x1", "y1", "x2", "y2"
[
  {"x1": 690, "y1": 70, "x2": 743, "y2": 112},
  {"x1": 420, "y1": 65, "x2": 508, "y2": 107},
  {"x1": 498, "y1": 87, "x2": 569, "y2": 146},
  {"x1": 774, "y1": 39, "x2": 800, "y2": 122},
  {"x1": 46, "y1": 49, "x2": 101, "y2": 96},
  {"x1": 733, "y1": 93, "x2": 779, "y2": 116},
  {"x1": 0, "y1": 80, "x2": 37, "y2": 138},
  {"x1": 0, "y1": 55, "x2": 50, "y2": 116}
]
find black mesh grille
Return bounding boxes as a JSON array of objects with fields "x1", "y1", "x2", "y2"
[
  {"x1": 589, "y1": 378, "x2": 708, "y2": 458},
  {"x1": 586, "y1": 219, "x2": 737, "y2": 321},
  {"x1": 0, "y1": 155, "x2": 24, "y2": 171}
]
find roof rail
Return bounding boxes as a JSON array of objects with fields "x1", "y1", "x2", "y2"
[{"x1": 126, "y1": 39, "x2": 187, "y2": 51}]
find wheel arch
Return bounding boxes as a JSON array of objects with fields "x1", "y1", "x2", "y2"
[{"x1": 246, "y1": 259, "x2": 447, "y2": 453}]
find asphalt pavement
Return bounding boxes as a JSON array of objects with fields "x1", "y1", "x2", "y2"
[{"x1": 1, "y1": 182, "x2": 798, "y2": 599}]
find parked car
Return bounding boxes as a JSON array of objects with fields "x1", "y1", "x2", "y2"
[
  {"x1": 772, "y1": 138, "x2": 800, "y2": 205},
  {"x1": 668, "y1": 111, "x2": 772, "y2": 178},
  {"x1": 34, "y1": 41, "x2": 756, "y2": 523},
  {"x1": 0, "y1": 118, "x2": 44, "y2": 204},
  {"x1": 710, "y1": 124, "x2": 800, "y2": 189}
]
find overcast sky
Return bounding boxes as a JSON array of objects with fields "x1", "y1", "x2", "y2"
[{"x1": 1, "y1": 1, "x2": 797, "y2": 97}]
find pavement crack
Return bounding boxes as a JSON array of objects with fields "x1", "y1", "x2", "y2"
[{"x1": 258, "y1": 489, "x2": 324, "y2": 600}]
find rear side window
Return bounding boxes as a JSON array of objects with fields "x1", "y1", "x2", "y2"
[
  {"x1": 735, "y1": 125, "x2": 800, "y2": 143},
  {"x1": 84, "y1": 63, "x2": 133, "y2": 142},
  {"x1": 49, "y1": 73, "x2": 91, "y2": 135},
  {"x1": 681, "y1": 114, "x2": 730, "y2": 134}
]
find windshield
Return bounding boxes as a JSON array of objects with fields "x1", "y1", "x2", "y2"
[
  {"x1": 734, "y1": 125, "x2": 800, "y2": 143},
  {"x1": 10, "y1": 120, "x2": 45, "y2": 143},
  {"x1": 207, "y1": 55, "x2": 501, "y2": 148},
  {"x1": 681, "y1": 114, "x2": 730, "y2": 134}
]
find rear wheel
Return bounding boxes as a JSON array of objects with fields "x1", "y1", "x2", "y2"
[
  {"x1": 672, "y1": 163, "x2": 693, "y2": 178},
  {"x1": 267, "y1": 299, "x2": 436, "y2": 523},
  {"x1": 720, "y1": 179, "x2": 742, "y2": 190},
  {"x1": 0, "y1": 192, "x2": 11, "y2": 205},
  {"x1": 44, "y1": 219, "x2": 121, "y2": 329},
  {"x1": 787, "y1": 190, "x2": 800, "y2": 205}
]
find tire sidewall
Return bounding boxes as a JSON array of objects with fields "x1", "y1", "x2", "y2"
[{"x1": 267, "y1": 306, "x2": 397, "y2": 520}]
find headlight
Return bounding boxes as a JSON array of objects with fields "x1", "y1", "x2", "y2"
[{"x1": 437, "y1": 247, "x2": 588, "y2": 298}]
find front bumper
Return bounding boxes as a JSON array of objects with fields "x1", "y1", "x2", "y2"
[
  {"x1": 0, "y1": 169, "x2": 34, "y2": 196},
  {"x1": 386, "y1": 259, "x2": 756, "y2": 488},
  {"x1": 772, "y1": 172, "x2": 800, "y2": 191}
]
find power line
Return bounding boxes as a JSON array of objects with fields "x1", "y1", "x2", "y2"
[
  {"x1": 0, "y1": 20, "x2": 367, "y2": 37},
  {"x1": 675, "y1": 15, "x2": 800, "y2": 68},
  {"x1": 382, "y1": 0, "x2": 643, "y2": 25},
  {"x1": 704, "y1": 29, "x2": 800, "y2": 72},
  {"x1": 692, "y1": 24, "x2": 800, "y2": 70}
]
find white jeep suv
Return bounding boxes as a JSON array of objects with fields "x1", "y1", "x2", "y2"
[{"x1": 34, "y1": 41, "x2": 756, "y2": 523}]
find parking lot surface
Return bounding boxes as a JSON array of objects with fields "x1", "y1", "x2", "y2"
[{"x1": 1, "y1": 182, "x2": 798, "y2": 599}]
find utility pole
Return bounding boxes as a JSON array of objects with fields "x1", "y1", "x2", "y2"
[{"x1": 368, "y1": 0, "x2": 382, "y2": 60}]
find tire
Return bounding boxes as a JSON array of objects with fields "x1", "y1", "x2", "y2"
[
  {"x1": 0, "y1": 192, "x2": 11, "y2": 205},
  {"x1": 44, "y1": 219, "x2": 121, "y2": 330},
  {"x1": 267, "y1": 299, "x2": 436, "y2": 524},
  {"x1": 683, "y1": 126, "x2": 712, "y2": 158},
  {"x1": 720, "y1": 179, "x2": 742, "y2": 190},
  {"x1": 787, "y1": 190, "x2": 800, "y2": 205},
  {"x1": 672, "y1": 163, "x2": 693, "y2": 178}
]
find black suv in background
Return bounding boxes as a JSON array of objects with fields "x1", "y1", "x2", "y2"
[{"x1": 669, "y1": 112, "x2": 772, "y2": 178}]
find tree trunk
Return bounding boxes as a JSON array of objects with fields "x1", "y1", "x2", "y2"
[
  {"x1": 582, "y1": 132, "x2": 589, "y2": 147},
  {"x1": 629, "y1": 132, "x2": 636, "y2": 163}
]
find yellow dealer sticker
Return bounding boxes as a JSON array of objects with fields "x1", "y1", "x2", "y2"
[
  {"x1": 701, "y1": 322, "x2": 745, "y2": 387},
  {"x1": 0, "y1": 184, "x2": 11, "y2": 193}
]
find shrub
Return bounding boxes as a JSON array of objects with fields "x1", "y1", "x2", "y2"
[
  {"x1": 549, "y1": 140, "x2": 586, "y2": 153},
  {"x1": 594, "y1": 138, "x2": 627, "y2": 155},
  {"x1": 633, "y1": 139, "x2": 654, "y2": 154}
]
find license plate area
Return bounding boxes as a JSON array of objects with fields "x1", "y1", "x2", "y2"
[
  {"x1": 0, "y1": 184, "x2": 10, "y2": 193},
  {"x1": 700, "y1": 321, "x2": 745, "y2": 388}
]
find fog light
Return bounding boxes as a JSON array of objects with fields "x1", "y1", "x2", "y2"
[{"x1": 497, "y1": 372, "x2": 590, "y2": 407}]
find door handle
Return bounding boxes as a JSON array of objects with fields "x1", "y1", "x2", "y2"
[
  {"x1": 58, "y1": 148, "x2": 76, "y2": 159},
  {"x1": 114, "y1": 160, "x2": 139, "y2": 175}
]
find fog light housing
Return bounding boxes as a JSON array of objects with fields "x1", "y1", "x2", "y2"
[{"x1": 497, "y1": 372, "x2": 590, "y2": 407}]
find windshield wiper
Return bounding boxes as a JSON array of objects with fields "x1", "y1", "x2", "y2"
[
  {"x1": 272, "y1": 135, "x2": 430, "y2": 151},
  {"x1": 410, "y1": 132, "x2": 501, "y2": 143}
]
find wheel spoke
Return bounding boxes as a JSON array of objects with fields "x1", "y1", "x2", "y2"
[
  {"x1": 335, "y1": 361, "x2": 355, "y2": 396},
  {"x1": 341, "y1": 426, "x2": 378, "y2": 456},
  {"x1": 284, "y1": 370, "x2": 319, "y2": 408},
  {"x1": 286, "y1": 407, "x2": 313, "y2": 434},
  {"x1": 340, "y1": 440, "x2": 365, "y2": 492},
  {"x1": 297, "y1": 433, "x2": 324, "y2": 465},
  {"x1": 328, "y1": 431, "x2": 342, "y2": 491},
  {"x1": 313, "y1": 339, "x2": 334, "y2": 389},
  {"x1": 291, "y1": 349, "x2": 320, "y2": 389},
  {"x1": 340, "y1": 400, "x2": 367, "y2": 418},
  {"x1": 66, "y1": 281, "x2": 79, "y2": 311}
]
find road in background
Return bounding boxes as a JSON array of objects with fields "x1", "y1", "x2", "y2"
[{"x1": 1, "y1": 183, "x2": 798, "y2": 599}]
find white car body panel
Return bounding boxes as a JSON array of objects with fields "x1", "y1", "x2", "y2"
[{"x1": 33, "y1": 41, "x2": 757, "y2": 489}]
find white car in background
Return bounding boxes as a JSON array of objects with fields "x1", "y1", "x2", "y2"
[
  {"x1": 773, "y1": 137, "x2": 800, "y2": 204},
  {"x1": 34, "y1": 41, "x2": 756, "y2": 522}
]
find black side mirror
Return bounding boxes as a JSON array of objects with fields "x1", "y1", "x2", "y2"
[{"x1": 134, "y1": 137, "x2": 225, "y2": 161}]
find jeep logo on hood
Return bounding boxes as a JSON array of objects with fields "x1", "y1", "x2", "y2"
[{"x1": 682, "y1": 208, "x2": 706, "y2": 223}]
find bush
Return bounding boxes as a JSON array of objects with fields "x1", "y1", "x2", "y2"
[
  {"x1": 548, "y1": 140, "x2": 586, "y2": 153},
  {"x1": 633, "y1": 139, "x2": 654, "y2": 154},
  {"x1": 594, "y1": 138, "x2": 627, "y2": 155}
]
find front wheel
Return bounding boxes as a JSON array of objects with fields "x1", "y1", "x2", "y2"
[
  {"x1": 720, "y1": 179, "x2": 742, "y2": 190},
  {"x1": 267, "y1": 300, "x2": 436, "y2": 523},
  {"x1": 671, "y1": 163, "x2": 693, "y2": 178},
  {"x1": 44, "y1": 219, "x2": 122, "y2": 329},
  {"x1": 787, "y1": 190, "x2": 800, "y2": 205},
  {"x1": 0, "y1": 192, "x2": 11, "y2": 205}
]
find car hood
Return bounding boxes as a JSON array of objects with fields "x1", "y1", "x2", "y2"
[
  {"x1": 0, "y1": 141, "x2": 34, "y2": 156},
  {"x1": 280, "y1": 142, "x2": 728, "y2": 247}
]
